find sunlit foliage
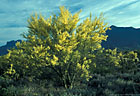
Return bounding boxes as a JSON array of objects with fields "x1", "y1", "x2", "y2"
[{"x1": 0, "y1": 6, "x2": 110, "y2": 88}]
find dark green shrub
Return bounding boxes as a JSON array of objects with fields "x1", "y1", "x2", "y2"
[{"x1": 88, "y1": 73, "x2": 140, "y2": 95}]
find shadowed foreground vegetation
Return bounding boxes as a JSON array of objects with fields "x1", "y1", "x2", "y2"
[{"x1": 0, "y1": 6, "x2": 140, "y2": 96}]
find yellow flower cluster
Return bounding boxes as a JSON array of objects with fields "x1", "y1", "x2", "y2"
[
  {"x1": 50, "y1": 55, "x2": 59, "y2": 66},
  {"x1": 6, "y1": 64, "x2": 16, "y2": 75},
  {"x1": 53, "y1": 55, "x2": 58, "y2": 61}
]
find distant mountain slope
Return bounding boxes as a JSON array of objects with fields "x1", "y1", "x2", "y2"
[
  {"x1": 102, "y1": 25, "x2": 140, "y2": 50},
  {"x1": 0, "y1": 40, "x2": 22, "y2": 56}
]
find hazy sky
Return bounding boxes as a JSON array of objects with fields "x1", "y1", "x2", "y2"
[{"x1": 0, "y1": 0, "x2": 140, "y2": 46}]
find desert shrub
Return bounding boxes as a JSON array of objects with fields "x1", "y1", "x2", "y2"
[
  {"x1": 91, "y1": 48, "x2": 120, "y2": 75},
  {"x1": 0, "y1": 76, "x2": 15, "y2": 96},
  {"x1": 118, "y1": 51, "x2": 139, "y2": 73},
  {"x1": 88, "y1": 73, "x2": 140, "y2": 95}
]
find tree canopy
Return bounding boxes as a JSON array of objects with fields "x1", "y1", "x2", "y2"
[{"x1": 0, "y1": 6, "x2": 111, "y2": 89}]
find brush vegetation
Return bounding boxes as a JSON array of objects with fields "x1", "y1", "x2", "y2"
[{"x1": 0, "y1": 6, "x2": 140, "y2": 96}]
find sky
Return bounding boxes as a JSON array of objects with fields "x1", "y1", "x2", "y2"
[{"x1": 0, "y1": 0, "x2": 140, "y2": 46}]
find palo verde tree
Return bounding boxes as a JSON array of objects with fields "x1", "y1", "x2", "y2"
[{"x1": 4, "y1": 6, "x2": 110, "y2": 88}]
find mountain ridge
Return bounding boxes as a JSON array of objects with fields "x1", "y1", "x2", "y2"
[
  {"x1": 102, "y1": 25, "x2": 140, "y2": 50},
  {"x1": 0, "y1": 40, "x2": 22, "y2": 56}
]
